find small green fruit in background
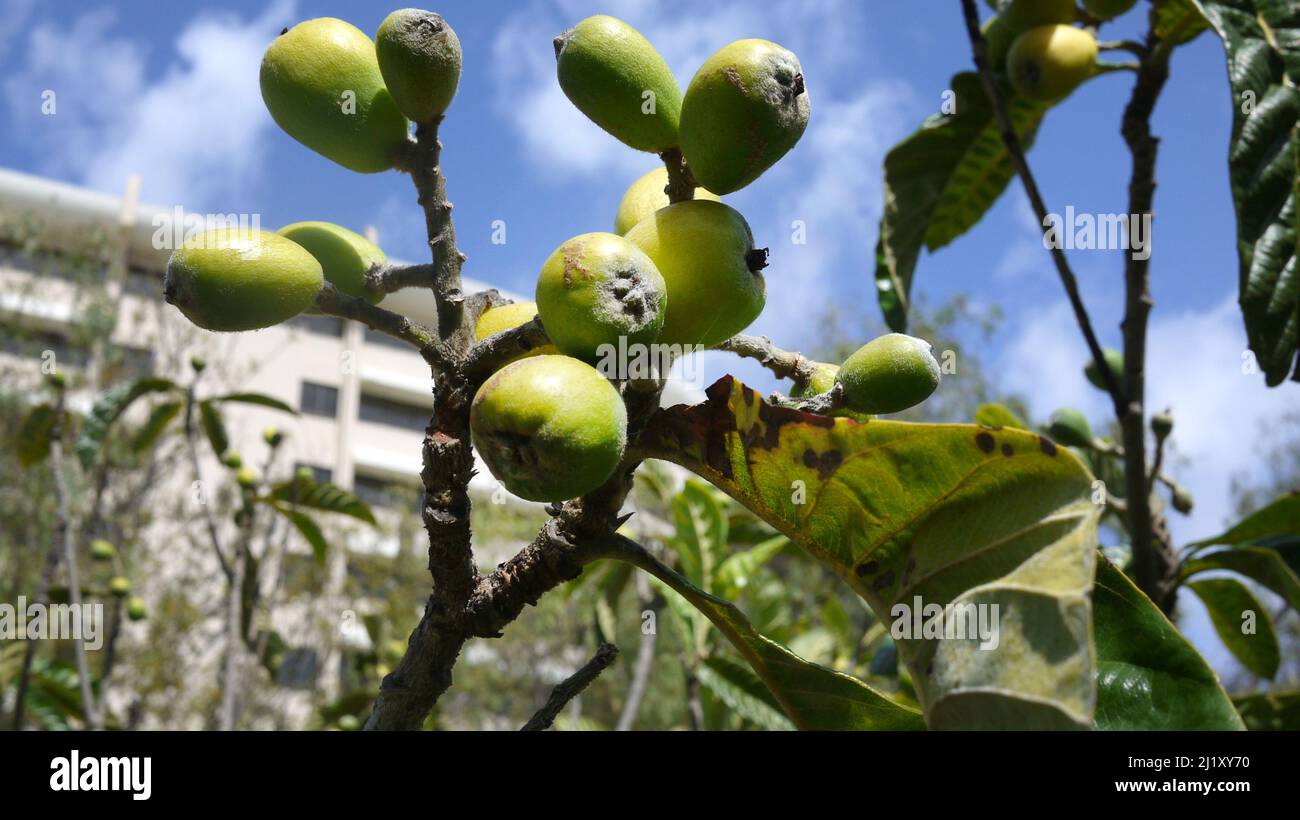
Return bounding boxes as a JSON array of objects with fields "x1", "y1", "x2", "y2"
[
  {"x1": 222, "y1": 451, "x2": 243, "y2": 469},
  {"x1": 45, "y1": 370, "x2": 66, "y2": 390},
  {"x1": 277, "y1": 221, "x2": 386, "y2": 303},
  {"x1": 1008, "y1": 25, "x2": 1098, "y2": 102},
  {"x1": 535, "y1": 232, "x2": 666, "y2": 361},
  {"x1": 295, "y1": 466, "x2": 315, "y2": 482},
  {"x1": 1151, "y1": 409, "x2": 1174, "y2": 439},
  {"x1": 983, "y1": 15, "x2": 1015, "y2": 72},
  {"x1": 471, "y1": 355, "x2": 627, "y2": 502},
  {"x1": 623, "y1": 200, "x2": 767, "y2": 347},
  {"x1": 337, "y1": 715, "x2": 361, "y2": 731},
  {"x1": 1082, "y1": 0, "x2": 1139, "y2": 21},
  {"x1": 1002, "y1": 0, "x2": 1077, "y2": 31},
  {"x1": 474, "y1": 302, "x2": 559, "y2": 364},
  {"x1": 164, "y1": 229, "x2": 323, "y2": 332},
  {"x1": 260, "y1": 18, "x2": 409, "y2": 173},
  {"x1": 614, "y1": 167, "x2": 720, "y2": 235},
  {"x1": 126, "y1": 596, "x2": 147, "y2": 622},
  {"x1": 190, "y1": 355, "x2": 207, "y2": 373},
  {"x1": 263, "y1": 427, "x2": 284, "y2": 448},
  {"x1": 1084, "y1": 347, "x2": 1124, "y2": 390},
  {"x1": 1047, "y1": 408, "x2": 1094, "y2": 448},
  {"x1": 554, "y1": 15, "x2": 682, "y2": 152},
  {"x1": 835, "y1": 334, "x2": 941, "y2": 415},
  {"x1": 679, "y1": 39, "x2": 810, "y2": 195},
  {"x1": 237, "y1": 467, "x2": 259, "y2": 488},
  {"x1": 790, "y1": 362, "x2": 840, "y2": 399},
  {"x1": 375, "y1": 9, "x2": 462, "y2": 123},
  {"x1": 90, "y1": 539, "x2": 117, "y2": 562},
  {"x1": 109, "y1": 576, "x2": 131, "y2": 597},
  {"x1": 1172, "y1": 487, "x2": 1195, "y2": 514}
]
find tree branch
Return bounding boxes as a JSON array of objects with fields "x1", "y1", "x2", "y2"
[
  {"x1": 464, "y1": 317, "x2": 552, "y2": 384},
  {"x1": 660, "y1": 147, "x2": 698, "y2": 203},
  {"x1": 314, "y1": 284, "x2": 447, "y2": 367},
  {"x1": 363, "y1": 262, "x2": 437, "y2": 296},
  {"x1": 715, "y1": 334, "x2": 818, "y2": 385},
  {"x1": 183, "y1": 380, "x2": 233, "y2": 583},
  {"x1": 520, "y1": 643, "x2": 619, "y2": 731},
  {"x1": 615, "y1": 573, "x2": 659, "y2": 731}
]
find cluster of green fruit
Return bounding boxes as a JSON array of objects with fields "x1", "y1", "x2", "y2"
[
  {"x1": 982, "y1": 0, "x2": 1136, "y2": 102},
  {"x1": 90, "y1": 539, "x2": 147, "y2": 622}
]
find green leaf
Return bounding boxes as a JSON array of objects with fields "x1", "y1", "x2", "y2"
[
  {"x1": 671, "y1": 479, "x2": 728, "y2": 591},
  {"x1": 1193, "y1": 0, "x2": 1300, "y2": 384},
  {"x1": 269, "y1": 503, "x2": 329, "y2": 564},
  {"x1": 1190, "y1": 490, "x2": 1300, "y2": 547},
  {"x1": 75, "y1": 377, "x2": 177, "y2": 469},
  {"x1": 1156, "y1": 0, "x2": 1210, "y2": 44},
  {"x1": 211, "y1": 392, "x2": 298, "y2": 415},
  {"x1": 713, "y1": 534, "x2": 788, "y2": 599},
  {"x1": 131, "y1": 400, "x2": 183, "y2": 453},
  {"x1": 618, "y1": 544, "x2": 923, "y2": 730},
  {"x1": 974, "y1": 402, "x2": 1029, "y2": 430},
  {"x1": 198, "y1": 399, "x2": 229, "y2": 458},
  {"x1": 267, "y1": 476, "x2": 377, "y2": 525},
  {"x1": 1183, "y1": 546, "x2": 1300, "y2": 611},
  {"x1": 698, "y1": 654, "x2": 795, "y2": 731},
  {"x1": 639, "y1": 376, "x2": 1100, "y2": 729},
  {"x1": 16, "y1": 402, "x2": 56, "y2": 467},
  {"x1": 1232, "y1": 689, "x2": 1300, "y2": 729},
  {"x1": 1093, "y1": 556, "x2": 1244, "y2": 729},
  {"x1": 876, "y1": 73, "x2": 1049, "y2": 331},
  {"x1": 1189, "y1": 577, "x2": 1280, "y2": 678}
]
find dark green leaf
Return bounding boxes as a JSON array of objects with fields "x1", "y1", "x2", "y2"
[
  {"x1": 1157, "y1": 0, "x2": 1210, "y2": 44},
  {"x1": 198, "y1": 399, "x2": 229, "y2": 458},
  {"x1": 131, "y1": 400, "x2": 183, "y2": 453},
  {"x1": 1189, "y1": 577, "x2": 1279, "y2": 678},
  {"x1": 698, "y1": 654, "x2": 795, "y2": 731},
  {"x1": 713, "y1": 535, "x2": 788, "y2": 598},
  {"x1": 1183, "y1": 546, "x2": 1300, "y2": 611},
  {"x1": 75, "y1": 378, "x2": 177, "y2": 469},
  {"x1": 267, "y1": 477, "x2": 377, "y2": 525},
  {"x1": 1233, "y1": 689, "x2": 1300, "y2": 729},
  {"x1": 1190, "y1": 490, "x2": 1300, "y2": 547},
  {"x1": 211, "y1": 392, "x2": 298, "y2": 415},
  {"x1": 269, "y1": 504, "x2": 329, "y2": 564}
]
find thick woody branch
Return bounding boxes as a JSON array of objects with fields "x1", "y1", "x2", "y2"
[
  {"x1": 660, "y1": 147, "x2": 698, "y2": 203},
  {"x1": 715, "y1": 334, "x2": 818, "y2": 385},
  {"x1": 521, "y1": 643, "x2": 619, "y2": 731},
  {"x1": 363, "y1": 262, "x2": 437, "y2": 296},
  {"x1": 314, "y1": 284, "x2": 447, "y2": 366},
  {"x1": 464, "y1": 317, "x2": 552, "y2": 383}
]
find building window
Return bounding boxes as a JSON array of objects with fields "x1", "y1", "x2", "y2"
[
  {"x1": 288, "y1": 313, "x2": 344, "y2": 337},
  {"x1": 299, "y1": 382, "x2": 338, "y2": 418},
  {"x1": 353, "y1": 473, "x2": 418, "y2": 511},
  {"x1": 294, "y1": 463, "x2": 333, "y2": 484},
  {"x1": 358, "y1": 393, "x2": 430, "y2": 432}
]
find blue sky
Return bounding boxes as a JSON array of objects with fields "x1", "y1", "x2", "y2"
[{"x1": 2, "y1": 1, "x2": 1295, "y2": 671}]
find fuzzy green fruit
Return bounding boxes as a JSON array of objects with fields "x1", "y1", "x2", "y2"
[
  {"x1": 983, "y1": 15, "x2": 1015, "y2": 72},
  {"x1": 260, "y1": 18, "x2": 409, "y2": 173},
  {"x1": 1172, "y1": 487, "x2": 1195, "y2": 514},
  {"x1": 554, "y1": 15, "x2": 681, "y2": 153},
  {"x1": 278, "y1": 221, "x2": 385, "y2": 303},
  {"x1": 263, "y1": 427, "x2": 284, "y2": 448},
  {"x1": 237, "y1": 467, "x2": 259, "y2": 488},
  {"x1": 474, "y1": 302, "x2": 559, "y2": 365},
  {"x1": 535, "y1": 232, "x2": 666, "y2": 361},
  {"x1": 165, "y1": 229, "x2": 323, "y2": 332},
  {"x1": 222, "y1": 451, "x2": 243, "y2": 469},
  {"x1": 623, "y1": 200, "x2": 767, "y2": 347},
  {"x1": 1047, "y1": 407, "x2": 1094, "y2": 448},
  {"x1": 835, "y1": 334, "x2": 941, "y2": 415},
  {"x1": 614, "y1": 167, "x2": 720, "y2": 235},
  {"x1": 109, "y1": 576, "x2": 131, "y2": 597},
  {"x1": 791, "y1": 362, "x2": 839, "y2": 399},
  {"x1": 90, "y1": 539, "x2": 117, "y2": 562},
  {"x1": 295, "y1": 466, "x2": 315, "y2": 482},
  {"x1": 1008, "y1": 25, "x2": 1097, "y2": 102},
  {"x1": 375, "y1": 9, "x2": 462, "y2": 123},
  {"x1": 190, "y1": 355, "x2": 207, "y2": 373},
  {"x1": 679, "y1": 39, "x2": 810, "y2": 195},
  {"x1": 337, "y1": 715, "x2": 361, "y2": 731},
  {"x1": 471, "y1": 355, "x2": 627, "y2": 502},
  {"x1": 126, "y1": 596, "x2": 147, "y2": 622},
  {"x1": 1151, "y1": 410, "x2": 1174, "y2": 439},
  {"x1": 1082, "y1": 0, "x2": 1138, "y2": 20},
  {"x1": 45, "y1": 370, "x2": 66, "y2": 390},
  {"x1": 1084, "y1": 347, "x2": 1124, "y2": 391},
  {"x1": 1002, "y1": 0, "x2": 1077, "y2": 31}
]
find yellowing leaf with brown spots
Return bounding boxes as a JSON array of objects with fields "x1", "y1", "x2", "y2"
[{"x1": 637, "y1": 377, "x2": 1101, "y2": 729}]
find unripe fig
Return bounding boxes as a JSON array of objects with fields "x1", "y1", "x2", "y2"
[
  {"x1": 295, "y1": 466, "x2": 315, "y2": 482},
  {"x1": 1084, "y1": 347, "x2": 1124, "y2": 391},
  {"x1": 623, "y1": 200, "x2": 766, "y2": 347},
  {"x1": 679, "y1": 39, "x2": 810, "y2": 195},
  {"x1": 109, "y1": 576, "x2": 131, "y2": 597},
  {"x1": 474, "y1": 302, "x2": 558, "y2": 363},
  {"x1": 1172, "y1": 487, "x2": 1195, "y2": 514},
  {"x1": 222, "y1": 451, "x2": 243, "y2": 469},
  {"x1": 1047, "y1": 408, "x2": 1093, "y2": 448},
  {"x1": 535, "y1": 232, "x2": 666, "y2": 361},
  {"x1": 1083, "y1": 0, "x2": 1138, "y2": 20},
  {"x1": 835, "y1": 334, "x2": 941, "y2": 415},
  {"x1": 790, "y1": 362, "x2": 839, "y2": 399},
  {"x1": 1008, "y1": 25, "x2": 1097, "y2": 102},
  {"x1": 125, "y1": 596, "x2": 147, "y2": 622},
  {"x1": 471, "y1": 355, "x2": 627, "y2": 502},
  {"x1": 260, "y1": 18, "x2": 409, "y2": 173},
  {"x1": 45, "y1": 370, "x2": 66, "y2": 390},
  {"x1": 190, "y1": 355, "x2": 207, "y2": 373},
  {"x1": 237, "y1": 466, "x2": 259, "y2": 488},
  {"x1": 375, "y1": 9, "x2": 462, "y2": 123},
  {"x1": 263, "y1": 427, "x2": 284, "y2": 448},
  {"x1": 90, "y1": 539, "x2": 117, "y2": 562},
  {"x1": 164, "y1": 229, "x2": 323, "y2": 332},
  {"x1": 554, "y1": 15, "x2": 682, "y2": 153},
  {"x1": 614, "y1": 167, "x2": 720, "y2": 235},
  {"x1": 1002, "y1": 0, "x2": 1077, "y2": 31},
  {"x1": 1151, "y1": 410, "x2": 1173, "y2": 439},
  {"x1": 278, "y1": 221, "x2": 385, "y2": 303}
]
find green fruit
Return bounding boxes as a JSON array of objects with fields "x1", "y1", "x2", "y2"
[
  {"x1": 90, "y1": 539, "x2": 117, "y2": 562},
  {"x1": 126, "y1": 596, "x2": 147, "y2": 622},
  {"x1": 535, "y1": 232, "x2": 666, "y2": 361},
  {"x1": 614, "y1": 167, "x2": 720, "y2": 235},
  {"x1": 470, "y1": 355, "x2": 627, "y2": 502},
  {"x1": 278, "y1": 221, "x2": 386, "y2": 303},
  {"x1": 835, "y1": 334, "x2": 941, "y2": 415},
  {"x1": 109, "y1": 576, "x2": 131, "y2": 597},
  {"x1": 165, "y1": 229, "x2": 323, "y2": 332},
  {"x1": 1172, "y1": 487, "x2": 1195, "y2": 514},
  {"x1": 45, "y1": 370, "x2": 66, "y2": 390},
  {"x1": 791, "y1": 362, "x2": 839, "y2": 399},
  {"x1": 1047, "y1": 408, "x2": 1094, "y2": 448},
  {"x1": 375, "y1": 9, "x2": 462, "y2": 123},
  {"x1": 263, "y1": 427, "x2": 284, "y2": 448},
  {"x1": 190, "y1": 355, "x2": 207, "y2": 373},
  {"x1": 295, "y1": 466, "x2": 315, "y2": 482},
  {"x1": 1082, "y1": 0, "x2": 1138, "y2": 20},
  {"x1": 1151, "y1": 410, "x2": 1173, "y2": 438},
  {"x1": 1008, "y1": 25, "x2": 1097, "y2": 102},
  {"x1": 237, "y1": 467, "x2": 259, "y2": 488},
  {"x1": 1002, "y1": 0, "x2": 1077, "y2": 31},
  {"x1": 1084, "y1": 347, "x2": 1124, "y2": 391},
  {"x1": 474, "y1": 302, "x2": 558, "y2": 364},
  {"x1": 983, "y1": 15, "x2": 1015, "y2": 71},
  {"x1": 337, "y1": 714, "x2": 361, "y2": 731},
  {"x1": 260, "y1": 18, "x2": 409, "y2": 173},
  {"x1": 623, "y1": 200, "x2": 766, "y2": 347},
  {"x1": 554, "y1": 15, "x2": 681, "y2": 152},
  {"x1": 679, "y1": 39, "x2": 810, "y2": 195},
  {"x1": 222, "y1": 451, "x2": 243, "y2": 469}
]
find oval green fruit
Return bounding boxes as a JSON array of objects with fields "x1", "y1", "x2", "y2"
[
  {"x1": 470, "y1": 355, "x2": 628, "y2": 502},
  {"x1": 554, "y1": 15, "x2": 681, "y2": 152},
  {"x1": 535, "y1": 232, "x2": 666, "y2": 361},
  {"x1": 679, "y1": 39, "x2": 810, "y2": 195},
  {"x1": 90, "y1": 539, "x2": 117, "y2": 562},
  {"x1": 109, "y1": 576, "x2": 131, "y2": 597},
  {"x1": 278, "y1": 221, "x2": 386, "y2": 303},
  {"x1": 1083, "y1": 0, "x2": 1138, "y2": 20},
  {"x1": 165, "y1": 229, "x2": 323, "y2": 332},
  {"x1": 126, "y1": 596, "x2": 147, "y2": 622},
  {"x1": 623, "y1": 200, "x2": 766, "y2": 347},
  {"x1": 1008, "y1": 25, "x2": 1097, "y2": 102},
  {"x1": 835, "y1": 334, "x2": 941, "y2": 415},
  {"x1": 983, "y1": 15, "x2": 1015, "y2": 72},
  {"x1": 1002, "y1": 0, "x2": 1077, "y2": 32},
  {"x1": 260, "y1": 18, "x2": 409, "y2": 173},
  {"x1": 237, "y1": 466, "x2": 259, "y2": 488},
  {"x1": 1084, "y1": 347, "x2": 1124, "y2": 391},
  {"x1": 1047, "y1": 407, "x2": 1094, "y2": 448},
  {"x1": 375, "y1": 9, "x2": 462, "y2": 123},
  {"x1": 475, "y1": 301, "x2": 558, "y2": 364},
  {"x1": 614, "y1": 167, "x2": 720, "y2": 235},
  {"x1": 790, "y1": 362, "x2": 839, "y2": 399}
]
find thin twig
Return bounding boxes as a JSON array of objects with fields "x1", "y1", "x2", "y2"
[
  {"x1": 363, "y1": 262, "x2": 437, "y2": 297},
  {"x1": 615, "y1": 573, "x2": 659, "y2": 731},
  {"x1": 464, "y1": 317, "x2": 552, "y2": 383},
  {"x1": 314, "y1": 284, "x2": 447, "y2": 367},
  {"x1": 183, "y1": 380, "x2": 233, "y2": 582},
  {"x1": 521, "y1": 643, "x2": 619, "y2": 731},
  {"x1": 714, "y1": 334, "x2": 818, "y2": 385}
]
